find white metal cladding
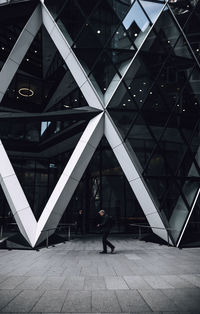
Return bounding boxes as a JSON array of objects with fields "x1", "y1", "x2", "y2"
[{"x1": 0, "y1": 1, "x2": 183, "y2": 247}]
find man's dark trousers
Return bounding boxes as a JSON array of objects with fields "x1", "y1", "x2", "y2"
[{"x1": 102, "y1": 231, "x2": 114, "y2": 252}]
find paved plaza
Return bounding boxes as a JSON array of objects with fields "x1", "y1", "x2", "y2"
[{"x1": 0, "y1": 235, "x2": 200, "y2": 313}]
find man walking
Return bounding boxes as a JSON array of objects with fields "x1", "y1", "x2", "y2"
[{"x1": 97, "y1": 210, "x2": 115, "y2": 254}]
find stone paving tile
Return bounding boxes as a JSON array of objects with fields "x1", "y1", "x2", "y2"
[
  {"x1": 116, "y1": 289, "x2": 151, "y2": 312},
  {"x1": 80, "y1": 265, "x2": 98, "y2": 276},
  {"x1": 61, "y1": 290, "x2": 91, "y2": 312},
  {"x1": 138, "y1": 289, "x2": 181, "y2": 312},
  {"x1": 84, "y1": 276, "x2": 106, "y2": 290},
  {"x1": 180, "y1": 274, "x2": 200, "y2": 288},
  {"x1": 97, "y1": 263, "x2": 116, "y2": 276},
  {"x1": 60, "y1": 276, "x2": 85, "y2": 290},
  {"x1": 31, "y1": 290, "x2": 67, "y2": 312},
  {"x1": 92, "y1": 290, "x2": 121, "y2": 312},
  {"x1": 143, "y1": 275, "x2": 174, "y2": 289},
  {"x1": 111, "y1": 262, "x2": 134, "y2": 276},
  {"x1": 0, "y1": 276, "x2": 8, "y2": 285},
  {"x1": 15, "y1": 276, "x2": 45, "y2": 290},
  {"x1": 37, "y1": 276, "x2": 65, "y2": 290},
  {"x1": 123, "y1": 275, "x2": 152, "y2": 289},
  {"x1": 0, "y1": 276, "x2": 27, "y2": 289},
  {"x1": 0, "y1": 289, "x2": 44, "y2": 312},
  {"x1": 62, "y1": 266, "x2": 81, "y2": 276},
  {"x1": 163, "y1": 288, "x2": 200, "y2": 312},
  {"x1": 0, "y1": 290, "x2": 21, "y2": 311},
  {"x1": 105, "y1": 276, "x2": 129, "y2": 290},
  {"x1": 160, "y1": 275, "x2": 196, "y2": 288}
]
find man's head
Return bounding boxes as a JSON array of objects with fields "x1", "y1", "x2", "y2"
[
  {"x1": 98, "y1": 210, "x2": 105, "y2": 217},
  {"x1": 79, "y1": 210, "x2": 83, "y2": 214}
]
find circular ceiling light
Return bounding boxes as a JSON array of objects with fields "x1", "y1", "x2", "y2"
[{"x1": 18, "y1": 88, "x2": 34, "y2": 97}]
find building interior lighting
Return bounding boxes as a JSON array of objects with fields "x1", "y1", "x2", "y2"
[{"x1": 18, "y1": 87, "x2": 34, "y2": 97}]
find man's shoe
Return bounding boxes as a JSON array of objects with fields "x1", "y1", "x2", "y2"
[
  {"x1": 111, "y1": 247, "x2": 115, "y2": 253},
  {"x1": 99, "y1": 251, "x2": 107, "y2": 254}
]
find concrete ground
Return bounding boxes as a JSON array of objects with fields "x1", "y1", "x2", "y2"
[{"x1": 0, "y1": 235, "x2": 200, "y2": 314}]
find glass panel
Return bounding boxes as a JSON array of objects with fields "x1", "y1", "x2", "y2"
[
  {"x1": 180, "y1": 195, "x2": 200, "y2": 247},
  {"x1": 123, "y1": 0, "x2": 151, "y2": 49},
  {"x1": 107, "y1": 0, "x2": 133, "y2": 22},
  {"x1": 140, "y1": 0, "x2": 165, "y2": 24},
  {"x1": 160, "y1": 180, "x2": 185, "y2": 220},
  {"x1": 56, "y1": 0, "x2": 85, "y2": 44},
  {"x1": 109, "y1": 80, "x2": 140, "y2": 111},
  {"x1": 168, "y1": 0, "x2": 194, "y2": 27},
  {"x1": 111, "y1": 110, "x2": 137, "y2": 140},
  {"x1": 88, "y1": 51, "x2": 119, "y2": 93},
  {"x1": 0, "y1": 1, "x2": 37, "y2": 70}
]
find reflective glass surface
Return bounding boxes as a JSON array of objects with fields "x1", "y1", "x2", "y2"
[{"x1": 0, "y1": 1, "x2": 37, "y2": 70}]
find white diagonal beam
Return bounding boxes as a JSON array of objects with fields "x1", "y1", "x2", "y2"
[
  {"x1": 104, "y1": 113, "x2": 173, "y2": 245},
  {"x1": 41, "y1": 3, "x2": 104, "y2": 110},
  {"x1": 34, "y1": 113, "x2": 104, "y2": 246},
  {"x1": 0, "y1": 141, "x2": 37, "y2": 246},
  {"x1": 0, "y1": 4, "x2": 42, "y2": 102}
]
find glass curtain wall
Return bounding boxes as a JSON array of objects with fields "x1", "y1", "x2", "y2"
[{"x1": 0, "y1": 0, "x2": 200, "y2": 243}]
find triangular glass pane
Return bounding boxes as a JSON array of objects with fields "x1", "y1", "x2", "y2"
[
  {"x1": 108, "y1": 81, "x2": 138, "y2": 110},
  {"x1": 52, "y1": 0, "x2": 85, "y2": 45},
  {"x1": 124, "y1": 114, "x2": 157, "y2": 168},
  {"x1": 106, "y1": 0, "x2": 133, "y2": 22},
  {"x1": 139, "y1": 0, "x2": 165, "y2": 24},
  {"x1": 44, "y1": 0, "x2": 66, "y2": 19},
  {"x1": 175, "y1": 66, "x2": 200, "y2": 145},
  {"x1": 86, "y1": 0, "x2": 120, "y2": 46},
  {"x1": 66, "y1": 136, "x2": 148, "y2": 233},
  {"x1": 160, "y1": 127, "x2": 187, "y2": 175},
  {"x1": 108, "y1": 24, "x2": 136, "y2": 51},
  {"x1": 88, "y1": 51, "x2": 119, "y2": 93},
  {"x1": 169, "y1": 177, "x2": 199, "y2": 244},
  {"x1": 179, "y1": 193, "x2": 200, "y2": 247},
  {"x1": 0, "y1": 1, "x2": 38, "y2": 71},
  {"x1": 168, "y1": 0, "x2": 194, "y2": 27},
  {"x1": 160, "y1": 180, "x2": 187, "y2": 221},
  {"x1": 143, "y1": 9, "x2": 181, "y2": 52},
  {"x1": 110, "y1": 110, "x2": 138, "y2": 140}
]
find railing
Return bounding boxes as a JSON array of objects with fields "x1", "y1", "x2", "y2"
[
  {"x1": 0, "y1": 222, "x2": 17, "y2": 239},
  {"x1": 129, "y1": 223, "x2": 178, "y2": 246},
  {"x1": 41, "y1": 223, "x2": 76, "y2": 248}
]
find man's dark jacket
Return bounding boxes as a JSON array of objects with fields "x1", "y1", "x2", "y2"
[{"x1": 99, "y1": 214, "x2": 112, "y2": 232}]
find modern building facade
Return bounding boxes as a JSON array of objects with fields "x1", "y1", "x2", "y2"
[{"x1": 0, "y1": 0, "x2": 200, "y2": 247}]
